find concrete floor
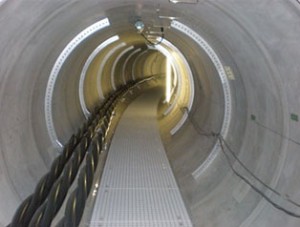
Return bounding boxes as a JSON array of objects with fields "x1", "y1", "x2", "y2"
[{"x1": 0, "y1": 1, "x2": 300, "y2": 227}]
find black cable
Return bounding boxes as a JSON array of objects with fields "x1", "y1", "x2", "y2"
[
  {"x1": 180, "y1": 107, "x2": 214, "y2": 137},
  {"x1": 141, "y1": 27, "x2": 165, "y2": 46},
  {"x1": 141, "y1": 33, "x2": 164, "y2": 46},
  {"x1": 254, "y1": 120, "x2": 300, "y2": 147},
  {"x1": 218, "y1": 137, "x2": 300, "y2": 218},
  {"x1": 181, "y1": 107, "x2": 300, "y2": 216},
  {"x1": 219, "y1": 135, "x2": 300, "y2": 208}
]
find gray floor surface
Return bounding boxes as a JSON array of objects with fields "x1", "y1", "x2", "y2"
[{"x1": 90, "y1": 91, "x2": 193, "y2": 227}]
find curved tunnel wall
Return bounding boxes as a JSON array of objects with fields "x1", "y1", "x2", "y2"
[{"x1": 0, "y1": 1, "x2": 300, "y2": 226}]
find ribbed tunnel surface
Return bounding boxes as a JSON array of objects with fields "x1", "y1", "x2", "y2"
[
  {"x1": 91, "y1": 90, "x2": 192, "y2": 226},
  {"x1": 1, "y1": 0, "x2": 300, "y2": 227}
]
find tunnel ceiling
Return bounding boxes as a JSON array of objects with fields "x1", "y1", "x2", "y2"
[{"x1": 1, "y1": 1, "x2": 300, "y2": 227}]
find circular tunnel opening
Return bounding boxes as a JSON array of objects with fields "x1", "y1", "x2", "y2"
[{"x1": 1, "y1": 1, "x2": 300, "y2": 227}]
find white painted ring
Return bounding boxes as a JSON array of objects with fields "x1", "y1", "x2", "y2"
[
  {"x1": 79, "y1": 35, "x2": 119, "y2": 119},
  {"x1": 45, "y1": 18, "x2": 110, "y2": 148},
  {"x1": 170, "y1": 20, "x2": 232, "y2": 179}
]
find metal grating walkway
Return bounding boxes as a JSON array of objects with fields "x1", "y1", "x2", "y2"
[{"x1": 90, "y1": 91, "x2": 193, "y2": 227}]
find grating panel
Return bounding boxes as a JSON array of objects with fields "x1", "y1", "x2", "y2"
[{"x1": 90, "y1": 91, "x2": 193, "y2": 227}]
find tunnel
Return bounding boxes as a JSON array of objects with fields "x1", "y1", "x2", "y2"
[{"x1": 1, "y1": 0, "x2": 300, "y2": 226}]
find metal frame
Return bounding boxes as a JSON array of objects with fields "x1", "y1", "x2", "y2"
[
  {"x1": 79, "y1": 35, "x2": 119, "y2": 119},
  {"x1": 45, "y1": 18, "x2": 110, "y2": 148},
  {"x1": 122, "y1": 48, "x2": 141, "y2": 84},
  {"x1": 110, "y1": 46, "x2": 134, "y2": 90},
  {"x1": 171, "y1": 20, "x2": 232, "y2": 179},
  {"x1": 96, "y1": 43, "x2": 126, "y2": 99},
  {"x1": 155, "y1": 38, "x2": 195, "y2": 135},
  {"x1": 131, "y1": 49, "x2": 148, "y2": 80}
]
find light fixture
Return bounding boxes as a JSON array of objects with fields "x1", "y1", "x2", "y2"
[
  {"x1": 158, "y1": 15, "x2": 179, "y2": 20},
  {"x1": 169, "y1": 0, "x2": 198, "y2": 3},
  {"x1": 166, "y1": 57, "x2": 172, "y2": 103},
  {"x1": 135, "y1": 20, "x2": 145, "y2": 33}
]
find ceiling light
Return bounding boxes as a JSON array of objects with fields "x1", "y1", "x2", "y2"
[
  {"x1": 169, "y1": 0, "x2": 198, "y2": 3},
  {"x1": 158, "y1": 16, "x2": 179, "y2": 20},
  {"x1": 166, "y1": 57, "x2": 172, "y2": 103},
  {"x1": 135, "y1": 20, "x2": 145, "y2": 33}
]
